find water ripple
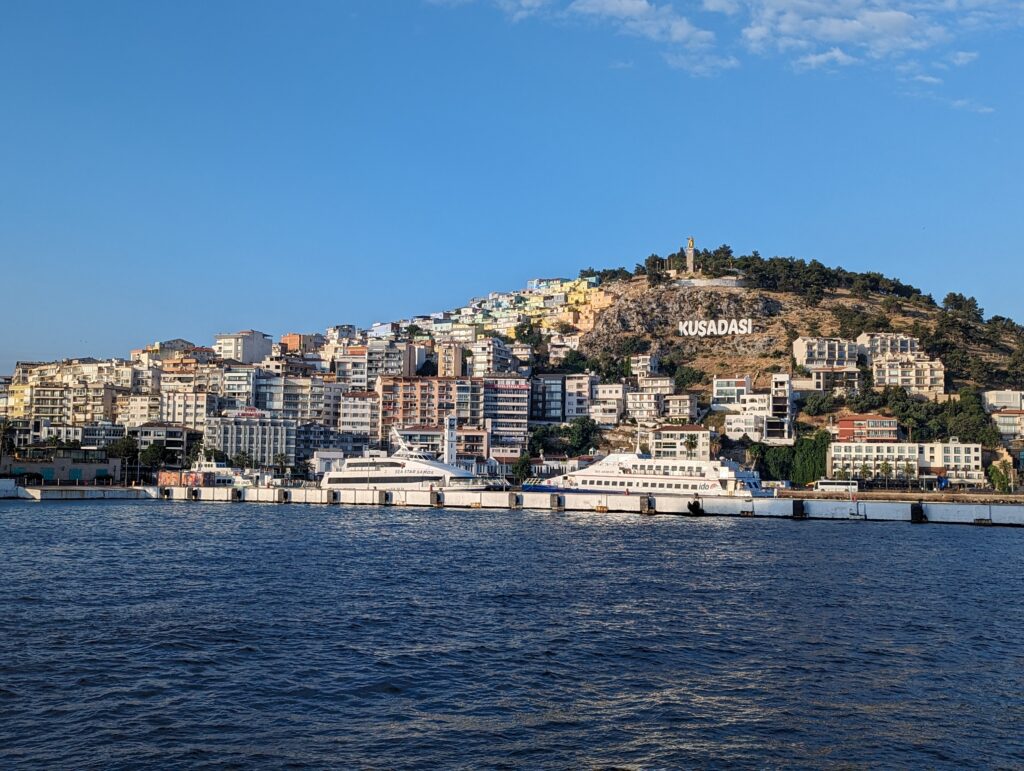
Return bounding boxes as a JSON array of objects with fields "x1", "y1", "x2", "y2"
[{"x1": 1, "y1": 501, "x2": 1023, "y2": 768}]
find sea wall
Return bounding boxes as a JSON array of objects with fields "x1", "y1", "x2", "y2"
[{"x1": 13, "y1": 485, "x2": 1024, "y2": 526}]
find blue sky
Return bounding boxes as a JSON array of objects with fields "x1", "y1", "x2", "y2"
[{"x1": 1, "y1": 0, "x2": 1021, "y2": 372}]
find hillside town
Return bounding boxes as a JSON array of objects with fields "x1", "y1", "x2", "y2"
[{"x1": 1, "y1": 264, "x2": 1022, "y2": 493}]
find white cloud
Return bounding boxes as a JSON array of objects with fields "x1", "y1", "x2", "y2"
[
  {"x1": 950, "y1": 50, "x2": 979, "y2": 65},
  {"x1": 426, "y1": 0, "x2": 1011, "y2": 91},
  {"x1": 951, "y1": 97, "x2": 994, "y2": 113},
  {"x1": 702, "y1": 0, "x2": 741, "y2": 14},
  {"x1": 496, "y1": 0, "x2": 556, "y2": 20},
  {"x1": 664, "y1": 51, "x2": 740, "y2": 74},
  {"x1": 569, "y1": 0, "x2": 715, "y2": 47},
  {"x1": 742, "y1": 3, "x2": 951, "y2": 59},
  {"x1": 795, "y1": 46, "x2": 859, "y2": 69}
]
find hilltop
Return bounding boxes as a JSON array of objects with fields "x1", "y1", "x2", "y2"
[{"x1": 561, "y1": 247, "x2": 1024, "y2": 394}]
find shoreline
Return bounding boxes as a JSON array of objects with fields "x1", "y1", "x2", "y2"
[{"x1": 7, "y1": 485, "x2": 1024, "y2": 527}]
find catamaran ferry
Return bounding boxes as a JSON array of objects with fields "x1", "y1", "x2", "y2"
[
  {"x1": 320, "y1": 419, "x2": 494, "y2": 492},
  {"x1": 523, "y1": 451, "x2": 768, "y2": 498}
]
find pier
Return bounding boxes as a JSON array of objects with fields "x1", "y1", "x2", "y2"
[{"x1": 11, "y1": 485, "x2": 1024, "y2": 526}]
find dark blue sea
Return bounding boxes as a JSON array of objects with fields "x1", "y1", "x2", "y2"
[{"x1": 2, "y1": 501, "x2": 1023, "y2": 769}]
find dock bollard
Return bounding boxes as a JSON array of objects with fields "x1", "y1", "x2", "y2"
[{"x1": 910, "y1": 501, "x2": 926, "y2": 524}]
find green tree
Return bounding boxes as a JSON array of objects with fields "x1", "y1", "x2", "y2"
[
  {"x1": 791, "y1": 430, "x2": 831, "y2": 486},
  {"x1": 186, "y1": 439, "x2": 204, "y2": 466},
  {"x1": 683, "y1": 434, "x2": 698, "y2": 459},
  {"x1": 0, "y1": 419, "x2": 15, "y2": 466},
  {"x1": 566, "y1": 417, "x2": 601, "y2": 456},
  {"x1": 106, "y1": 437, "x2": 139, "y2": 463},
  {"x1": 673, "y1": 366, "x2": 705, "y2": 392},
  {"x1": 511, "y1": 454, "x2": 533, "y2": 484},
  {"x1": 140, "y1": 441, "x2": 177, "y2": 468},
  {"x1": 763, "y1": 446, "x2": 794, "y2": 482},
  {"x1": 988, "y1": 460, "x2": 1012, "y2": 493},
  {"x1": 802, "y1": 392, "x2": 837, "y2": 416},
  {"x1": 232, "y1": 451, "x2": 255, "y2": 469},
  {"x1": 558, "y1": 350, "x2": 590, "y2": 374},
  {"x1": 514, "y1": 322, "x2": 544, "y2": 347}
]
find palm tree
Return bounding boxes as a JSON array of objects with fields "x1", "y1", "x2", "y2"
[
  {"x1": 0, "y1": 418, "x2": 13, "y2": 469},
  {"x1": 903, "y1": 462, "x2": 916, "y2": 491},
  {"x1": 879, "y1": 460, "x2": 893, "y2": 489},
  {"x1": 272, "y1": 453, "x2": 290, "y2": 477},
  {"x1": 684, "y1": 434, "x2": 699, "y2": 460}
]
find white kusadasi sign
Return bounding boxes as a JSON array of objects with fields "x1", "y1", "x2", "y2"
[{"x1": 678, "y1": 318, "x2": 754, "y2": 336}]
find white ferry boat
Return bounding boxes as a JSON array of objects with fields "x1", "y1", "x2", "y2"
[
  {"x1": 523, "y1": 451, "x2": 767, "y2": 498},
  {"x1": 320, "y1": 420, "x2": 492, "y2": 492},
  {"x1": 190, "y1": 460, "x2": 255, "y2": 487}
]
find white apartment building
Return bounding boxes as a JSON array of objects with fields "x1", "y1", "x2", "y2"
[
  {"x1": 332, "y1": 351, "x2": 370, "y2": 391},
  {"x1": 993, "y1": 410, "x2": 1024, "y2": 442},
  {"x1": 336, "y1": 390, "x2": 380, "y2": 438},
  {"x1": 483, "y1": 374, "x2": 531, "y2": 462},
  {"x1": 983, "y1": 390, "x2": 1024, "y2": 413},
  {"x1": 365, "y1": 340, "x2": 421, "y2": 385},
  {"x1": 919, "y1": 439, "x2": 985, "y2": 485},
  {"x1": 254, "y1": 376, "x2": 336, "y2": 424},
  {"x1": 564, "y1": 374, "x2": 598, "y2": 420},
  {"x1": 626, "y1": 391, "x2": 663, "y2": 423},
  {"x1": 828, "y1": 442, "x2": 922, "y2": 481},
  {"x1": 588, "y1": 383, "x2": 627, "y2": 428},
  {"x1": 131, "y1": 365, "x2": 161, "y2": 394},
  {"x1": 872, "y1": 355, "x2": 945, "y2": 396},
  {"x1": 724, "y1": 413, "x2": 768, "y2": 442},
  {"x1": 222, "y1": 367, "x2": 257, "y2": 410},
  {"x1": 637, "y1": 376, "x2": 674, "y2": 395},
  {"x1": 466, "y1": 338, "x2": 513, "y2": 376},
  {"x1": 214, "y1": 330, "x2": 273, "y2": 364},
  {"x1": 160, "y1": 390, "x2": 219, "y2": 431},
  {"x1": 856, "y1": 332, "x2": 920, "y2": 363},
  {"x1": 204, "y1": 409, "x2": 297, "y2": 467},
  {"x1": 547, "y1": 334, "x2": 580, "y2": 366},
  {"x1": 711, "y1": 376, "x2": 752, "y2": 411},
  {"x1": 828, "y1": 438, "x2": 984, "y2": 486},
  {"x1": 793, "y1": 336, "x2": 859, "y2": 369},
  {"x1": 629, "y1": 353, "x2": 660, "y2": 376},
  {"x1": 645, "y1": 425, "x2": 712, "y2": 461},
  {"x1": 122, "y1": 394, "x2": 162, "y2": 428},
  {"x1": 664, "y1": 394, "x2": 697, "y2": 423}
]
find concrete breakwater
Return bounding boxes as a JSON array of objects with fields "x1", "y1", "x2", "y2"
[{"x1": 14, "y1": 485, "x2": 1024, "y2": 526}]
